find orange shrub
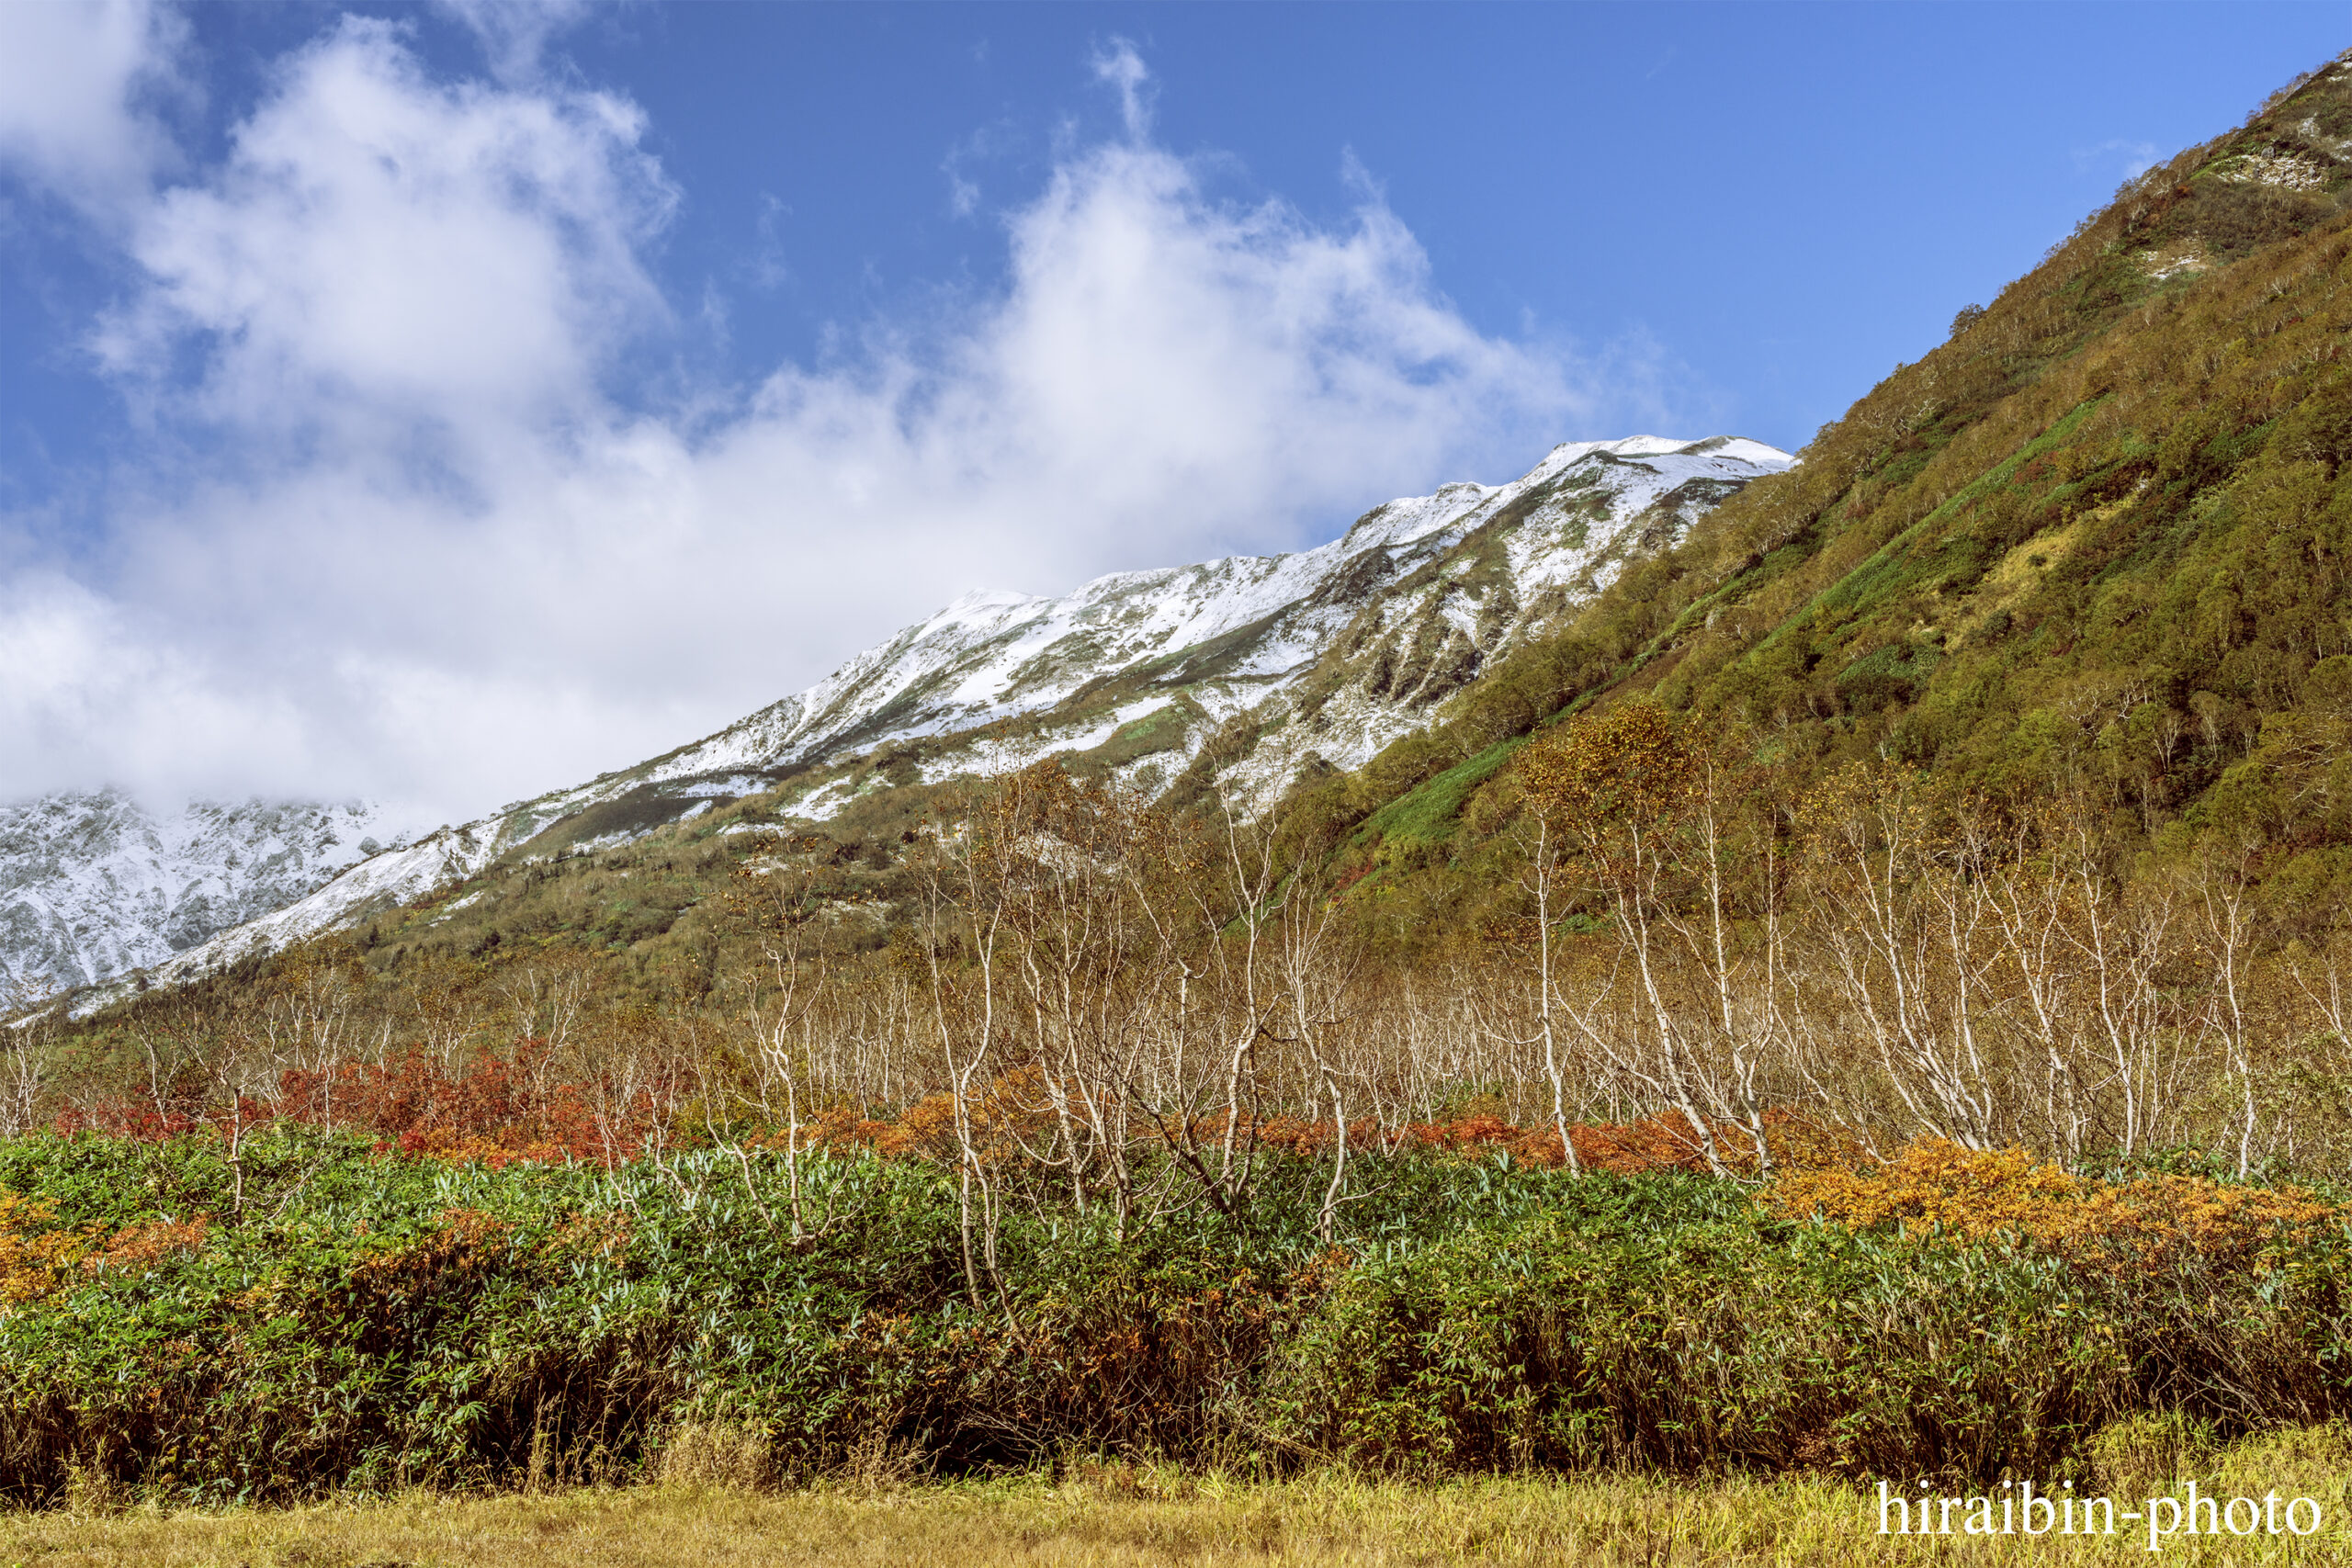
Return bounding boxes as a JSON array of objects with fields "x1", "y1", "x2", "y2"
[
  {"x1": 0, "y1": 1192, "x2": 84, "y2": 1305},
  {"x1": 1769, "y1": 1137, "x2": 2342, "y2": 1271},
  {"x1": 83, "y1": 1215, "x2": 208, "y2": 1277},
  {"x1": 279, "y1": 1043, "x2": 652, "y2": 1166},
  {"x1": 3, "y1": 1194, "x2": 213, "y2": 1306},
  {"x1": 806, "y1": 1067, "x2": 1065, "y2": 1164},
  {"x1": 793, "y1": 1100, "x2": 1871, "y2": 1178}
]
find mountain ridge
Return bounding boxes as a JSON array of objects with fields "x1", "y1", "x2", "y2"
[{"x1": 31, "y1": 433, "x2": 1789, "y2": 1011}]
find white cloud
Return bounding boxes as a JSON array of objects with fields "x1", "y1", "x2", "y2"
[
  {"x1": 2075, "y1": 137, "x2": 2162, "y2": 183},
  {"x1": 94, "y1": 17, "x2": 673, "y2": 450},
  {"x1": 431, "y1": 0, "x2": 594, "y2": 85},
  {"x1": 0, "y1": 0, "x2": 187, "y2": 215},
  {"x1": 0, "y1": 571, "x2": 316, "y2": 806},
  {"x1": 4, "y1": 27, "x2": 1690, "y2": 828},
  {"x1": 943, "y1": 122, "x2": 1017, "y2": 220},
  {"x1": 1091, "y1": 37, "x2": 1154, "y2": 141}
]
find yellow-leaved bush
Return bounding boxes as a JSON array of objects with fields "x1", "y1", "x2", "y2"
[
  {"x1": 1768, "y1": 1137, "x2": 2339, "y2": 1272},
  {"x1": 0, "y1": 1190, "x2": 208, "y2": 1308}
]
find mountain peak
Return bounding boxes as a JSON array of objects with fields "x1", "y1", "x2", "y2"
[
  {"x1": 32, "y1": 434, "x2": 1790, "y2": 1010},
  {"x1": 937, "y1": 588, "x2": 1043, "y2": 618}
]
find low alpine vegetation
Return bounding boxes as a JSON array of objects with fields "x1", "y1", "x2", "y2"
[{"x1": 0, "y1": 1122, "x2": 2346, "y2": 1506}]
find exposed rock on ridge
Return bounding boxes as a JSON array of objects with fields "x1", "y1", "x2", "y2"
[{"x1": 0, "y1": 793, "x2": 392, "y2": 998}]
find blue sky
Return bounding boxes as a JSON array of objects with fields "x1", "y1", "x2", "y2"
[{"x1": 0, "y1": 2, "x2": 2342, "y2": 818}]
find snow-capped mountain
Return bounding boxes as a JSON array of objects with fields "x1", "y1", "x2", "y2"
[
  {"x1": 0, "y1": 793, "x2": 398, "y2": 999},
  {"x1": 47, "y1": 434, "x2": 1790, "y2": 1011},
  {"x1": 586, "y1": 433, "x2": 1791, "y2": 810}
]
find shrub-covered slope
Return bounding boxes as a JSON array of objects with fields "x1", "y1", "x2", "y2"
[
  {"x1": 1304, "y1": 49, "x2": 2352, "y2": 943},
  {"x1": 0, "y1": 1130, "x2": 2345, "y2": 1501}
]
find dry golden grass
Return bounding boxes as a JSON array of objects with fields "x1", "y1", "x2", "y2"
[{"x1": 6, "y1": 1434, "x2": 2352, "y2": 1568}]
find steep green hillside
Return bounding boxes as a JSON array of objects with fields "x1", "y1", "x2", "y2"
[{"x1": 1305, "y1": 48, "x2": 2352, "y2": 949}]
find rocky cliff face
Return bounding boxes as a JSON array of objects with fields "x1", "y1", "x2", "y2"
[
  {"x1": 33, "y1": 434, "x2": 1788, "y2": 1010},
  {"x1": 0, "y1": 793, "x2": 394, "y2": 998}
]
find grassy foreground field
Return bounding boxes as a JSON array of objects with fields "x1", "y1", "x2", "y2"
[{"x1": 6, "y1": 1436, "x2": 2352, "y2": 1568}]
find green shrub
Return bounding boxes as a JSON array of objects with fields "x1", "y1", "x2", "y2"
[{"x1": 0, "y1": 1132, "x2": 2347, "y2": 1504}]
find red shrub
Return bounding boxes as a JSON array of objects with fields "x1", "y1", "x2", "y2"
[{"x1": 278, "y1": 1042, "x2": 656, "y2": 1167}]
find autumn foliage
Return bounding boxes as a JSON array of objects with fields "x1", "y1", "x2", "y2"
[{"x1": 1770, "y1": 1136, "x2": 2339, "y2": 1273}]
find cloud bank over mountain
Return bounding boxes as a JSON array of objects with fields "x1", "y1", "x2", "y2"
[{"x1": 0, "y1": 3, "x2": 1700, "y2": 823}]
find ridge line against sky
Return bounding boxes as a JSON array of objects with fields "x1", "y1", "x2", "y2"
[{"x1": 0, "y1": 1, "x2": 2341, "y2": 825}]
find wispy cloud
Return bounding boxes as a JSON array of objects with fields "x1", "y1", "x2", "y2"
[
  {"x1": 942, "y1": 121, "x2": 1017, "y2": 220},
  {"x1": 2075, "y1": 137, "x2": 2162, "y2": 183},
  {"x1": 430, "y1": 0, "x2": 594, "y2": 85},
  {"x1": 748, "y1": 193, "x2": 791, "y2": 288},
  {"x1": 1091, "y1": 37, "x2": 1154, "y2": 141}
]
